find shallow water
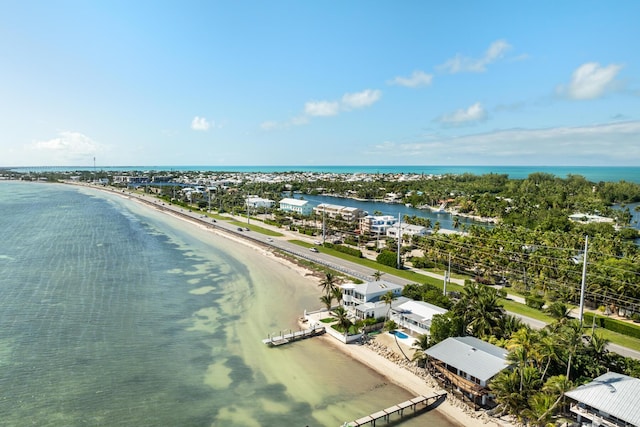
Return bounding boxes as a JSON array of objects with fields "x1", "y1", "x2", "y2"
[{"x1": 0, "y1": 182, "x2": 455, "y2": 426}]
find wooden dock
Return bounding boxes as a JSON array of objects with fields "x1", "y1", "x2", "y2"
[
  {"x1": 262, "y1": 325, "x2": 325, "y2": 347},
  {"x1": 344, "y1": 393, "x2": 447, "y2": 426}
]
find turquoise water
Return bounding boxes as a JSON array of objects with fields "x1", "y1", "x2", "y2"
[
  {"x1": 9, "y1": 165, "x2": 640, "y2": 183},
  {"x1": 0, "y1": 182, "x2": 455, "y2": 427}
]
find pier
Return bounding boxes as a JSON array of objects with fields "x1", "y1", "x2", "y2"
[
  {"x1": 344, "y1": 393, "x2": 447, "y2": 426},
  {"x1": 261, "y1": 325, "x2": 325, "y2": 346}
]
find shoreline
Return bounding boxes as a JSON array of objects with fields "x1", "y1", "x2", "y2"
[{"x1": 78, "y1": 183, "x2": 510, "y2": 427}]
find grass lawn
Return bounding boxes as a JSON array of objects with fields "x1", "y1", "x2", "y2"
[{"x1": 228, "y1": 220, "x2": 283, "y2": 236}]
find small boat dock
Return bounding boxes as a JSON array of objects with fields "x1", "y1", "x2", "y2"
[
  {"x1": 262, "y1": 325, "x2": 325, "y2": 347},
  {"x1": 344, "y1": 392, "x2": 447, "y2": 426}
]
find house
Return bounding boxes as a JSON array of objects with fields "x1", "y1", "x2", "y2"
[
  {"x1": 569, "y1": 213, "x2": 615, "y2": 225},
  {"x1": 565, "y1": 372, "x2": 640, "y2": 427},
  {"x1": 425, "y1": 336, "x2": 509, "y2": 406},
  {"x1": 279, "y1": 198, "x2": 313, "y2": 216},
  {"x1": 341, "y1": 280, "x2": 403, "y2": 311},
  {"x1": 359, "y1": 215, "x2": 396, "y2": 235},
  {"x1": 350, "y1": 296, "x2": 410, "y2": 320},
  {"x1": 313, "y1": 203, "x2": 365, "y2": 222},
  {"x1": 386, "y1": 223, "x2": 428, "y2": 239},
  {"x1": 245, "y1": 195, "x2": 275, "y2": 209},
  {"x1": 390, "y1": 300, "x2": 447, "y2": 336}
]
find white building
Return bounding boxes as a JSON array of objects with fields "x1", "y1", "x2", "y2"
[
  {"x1": 569, "y1": 213, "x2": 615, "y2": 225},
  {"x1": 341, "y1": 280, "x2": 403, "y2": 315},
  {"x1": 390, "y1": 300, "x2": 448, "y2": 336},
  {"x1": 279, "y1": 198, "x2": 313, "y2": 216},
  {"x1": 386, "y1": 223, "x2": 428, "y2": 239},
  {"x1": 245, "y1": 196, "x2": 275, "y2": 209},
  {"x1": 359, "y1": 215, "x2": 397, "y2": 235},
  {"x1": 313, "y1": 203, "x2": 365, "y2": 222}
]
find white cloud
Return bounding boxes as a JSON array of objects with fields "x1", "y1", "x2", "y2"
[
  {"x1": 25, "y1": 131, "x2": 107, "y2": 165},
  {"x1": 366, "y1": 121, "x2": 640, "y2": 165},
  {"x1": 558, "y1": 62, "x2": 623, "y2": 100},
  {"x1": 438, "y1": 102, "x2": 487, "y2": 125},
  {"x1": 341, "y1": 89, "x2": 382, "y2": 109},
  {"x1": 191, "y1": 116, "x2": 211, "y2": 131},
  {"x1": 304, "y1": 100, "x2": 340, "y2": 117},
  {"x1": 260, "y1": 115, "x2": 309, "y2": 131},
  {"x1": 437, "y1": 39, "x2": 512, "y2": 73},
  {"x1": 389, "y1": 71, "x2": 433, "y2": 88}
]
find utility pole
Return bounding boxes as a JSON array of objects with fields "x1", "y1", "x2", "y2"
[
  {"x1": 443, "y1": 253, "x2": 451, "y2": 296},
  {"x1": 578, "y1": 235, "x2": 589, "y2": 328},
  {"x1": 322, "y1": 207, "x2": 326, "y2": 243},
  {"x1": 397, "y1": 212, "x2": 401, "y2": 269}
]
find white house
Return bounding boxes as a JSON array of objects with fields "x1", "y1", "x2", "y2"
[
  {"x1": 245, "y1": 196, "x2": 275, "y2": 209},
  {"x1": 279, "y1": 198, "x2": 313, "y2": 216},
  {"x1": 350, "y1": 296, "x2": 411, "y2": 320},
  {"x1": 341, "y1": 280, "x2": 403, "y2": 308},
  {"x1": 359, "y1": 215, "x2": 397, "y2": 235},
  {"x1": 386, "y1": 223, "x2": 428, "y2": 239},
  {"x1": 425, "y1": 336, "x2": 509, "y2": 406},
  {"x1": 565, "y1": 372, "x2": 640, "y2": 427},
  {"x1": 390, "y1": 300, "x2": 448, "y2": 336}
]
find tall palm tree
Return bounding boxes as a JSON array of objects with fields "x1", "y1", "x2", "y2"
[
  {"x1": 381, "y1": 290, "x2": 397, "y2": 320},
  {"x1": 333, "y1": 306, "x2": 352, "y2": 334},
  {"x1": 411, "y1": 334, "x2": 430, "y2": 365},
  {"x1": 319, "y1": 294, "x2": 333, "y2": 311},
  {"x1": 372, "y1": 270, "x2": 384, "y2": 281},
  {"x1": 318, "y1": 272, "x2": 338, "y2": 296}
]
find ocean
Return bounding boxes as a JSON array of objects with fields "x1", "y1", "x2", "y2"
[
  {"x1": 0, "y1": 182, "x2": 454, "y2": 427},
  {"x1": 9, "y1": 165, "x2": 640, "y2": 183}
]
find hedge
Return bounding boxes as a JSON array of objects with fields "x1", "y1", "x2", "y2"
[
  {"x1": 583, "y1": 312, "x2": 640, "y2": 339},
  {"x1": 323, "y1": 242, "x2": 362, "y2": 258}
]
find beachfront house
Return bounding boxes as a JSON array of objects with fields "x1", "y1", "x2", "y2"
[
  {"x1": 565, "y1": 372, "x2": 640, "y2": 427},
  {"x1": 350, "y1": 296, "x2": 411, "y2": 321},
  {"x1": 341, "y1": 280, "x2": 403, "y2": 308},
  {"x1": 279, "y1": 198, "x2": 313, "y2": 216},
  {"x1": 390, "y1": 300, "x2": 448, "y2": 336},
  {"x1": 359, "y1": 215, "x2": 397, "y2": 235},
  {"x1": 313, "y1": 203, "x2": 365, "y2": 222},
  {"x1": 425, "y1": 336, "x2": 509, "y2": 407}
]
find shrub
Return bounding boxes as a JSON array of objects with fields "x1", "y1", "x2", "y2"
[
  {"x1": 525, "y1": 294, "x2": 545, "y2": 310},
  {"x1": 583, "y1": 313, "x2": 640, "y2": 339},
  {"x1": 323, "y1": 242, "x2": 362, "y2": 258},
  {"x1": 377, "y1": 250, "x2": 399, "y2": 268}
]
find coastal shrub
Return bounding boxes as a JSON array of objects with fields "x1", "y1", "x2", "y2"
[
  {"x1": 376, "y1": 250, "x2": 398, "y2": 268},
  {"x1": 323, "y1": 242, "x2": 362, "y2": 258},
  {"x1": 583, "y1": 313, "x2": 640, "y2": 339},
  {"x1": 410, "y1": 256, "x2": 436, "y2": 269},
  {"x1": 525, "y1": 294, "x2": 545, "y2": 310}
]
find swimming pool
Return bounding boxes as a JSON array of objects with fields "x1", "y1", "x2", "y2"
[{"x1": 390, "y1": 330, "x2": 409, "y2": 339}]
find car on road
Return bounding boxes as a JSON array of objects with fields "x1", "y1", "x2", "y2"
[
  {"x1": 266, "y1": 238, "x2": 273, "y2": 242},
  {"x1": 237, "y1": 227, "x2": 243, "y2": 231},
  {"x1": 309, "y1": 247, "x2": 319, "y2": 253}
]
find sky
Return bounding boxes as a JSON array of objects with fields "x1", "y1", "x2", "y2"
[{"x1": 1, "y1": 1, "x2": 639, "y2": 167}]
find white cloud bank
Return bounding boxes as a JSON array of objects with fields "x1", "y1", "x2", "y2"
[
  {"x1": 558, "y1": 62, "x2": 623, "y2": 100},
  {"x1": 438, "y1": 39, "x2": 512, "y2": 73},
  {"x1": 367, "y1": 121, "x2": 640, "y2": 165},
  {"x1": 389, "y1": 70, "x2": 433, "y2": 88},
  {"x1": 21, "y1": 131, "x2": 107, "y2": 165},
  {"x1": 262, "y1": 88, "x2": 381, "y2": 130},
  {"x1": 191, "y1": 116, "x2": 211, "y2": 131},
  {"x1": 438, "y1": 102, "x2": 487, "y2": 125}
]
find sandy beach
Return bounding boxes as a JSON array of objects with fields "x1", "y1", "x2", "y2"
[{"x1": 91, "y1": 185, "x2": 510, "y2": 427}]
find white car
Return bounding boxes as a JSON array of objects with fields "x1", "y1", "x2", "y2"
[{"x1": 309, "y1": 247, "x2": 319, "y2": 253}]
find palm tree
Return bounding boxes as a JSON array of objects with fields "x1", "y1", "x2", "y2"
[
  {"x1": 331, "y1": 286, "x2": 343, "y2": 306},
  {"x1": 411, "y1": 334, "x2": 430, "y2": 365},
  {"x1": 372, "y1": 270, "x2": 384, "y2": 281},
  {"x1": 381, "y1": 290, "x2": 396, "y2": 320},
  {"x1": 319, "y1": 294, "x2": 333, "y2": 311},
  {"x1": 333, "y1": 306, "x2": 352, "y2": 334},
  {"x1": 318, "y1": 272, "x2": 338, "y2": 296}
]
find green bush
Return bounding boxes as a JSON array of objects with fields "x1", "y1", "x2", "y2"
[
  {"x1": 525, "y1": 294, "x2": 545, "y2": 310},
  {"x1": 583, "y1": 313, "x2": 640, "y2": 339},
  {"x1": 377, "y1": 250, "x2": 399, "y2": 268},
  {"x1": 323, "y1": 242, "x2": 362, "y2": 258}
]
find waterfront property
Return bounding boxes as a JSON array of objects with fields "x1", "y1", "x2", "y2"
[
  {"x1": 386, "y1": 223, "x2": 428, "y2": 239},
  {"x1": 359, "y1": 214, "x2": 397, "y2": 235},
  {"x1": 425, "y1": 336, "x2": 509, "y2": 407},
  {"x1": 390, "y1": 300, "x2": 448, "y2": 337},
  {"x1": 565, "y1": 372, "x2": 640, "y2": 427},
  {"x1": 314, "y1": 203, "x2": 365, "y2": 221},
  {"x1": 279, "y1": 197, "x2": 313, "y2": 215},
  {"x1": 341, "y1": 280, "x2": 403, "y2": 308},
  {"x1": 245, "y1": 195, "x2": 275, "y2": 209}
]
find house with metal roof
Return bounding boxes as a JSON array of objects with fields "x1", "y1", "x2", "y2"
[
  {"x1": 425, "y1": 336, "x2": 509, "y2": 407},
  {"x1": 390, "y1": 300, "x2": 448, "y2": 336},
  {"x1": 279, "y1": 197, "x2": 313, "y2": 216},
  {"x1": 565, "y1": 372, "x2": 640, "y2": 427},
  {"x1": 341, "y1": 280, "x2": 403, "y2": 308}
]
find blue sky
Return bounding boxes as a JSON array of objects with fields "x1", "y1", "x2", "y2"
[{"x1": 1, "y1": 1, "x2": 639, "y2": 167}]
